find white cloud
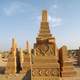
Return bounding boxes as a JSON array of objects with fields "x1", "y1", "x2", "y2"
[
  {"x1": 52, "y1": 4, "x2": 58, "y2": 9},
  {"x1": 48, "y1": 15, "x2": 62, "y2": 27}
]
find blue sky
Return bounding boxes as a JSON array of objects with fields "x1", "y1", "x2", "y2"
[{"x1": 0, "y1": 0, "x2": 80, "y2": 50}]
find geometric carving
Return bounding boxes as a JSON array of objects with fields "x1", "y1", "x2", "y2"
[
  {"x1": 32, "y1": 68, "x2": 59, "y2": 77},
  {"x1": 39, "y1": 70, "x2": 43, "y2": 76},
  {"x1": 35, "y1": 42, "x2": 55, "y2": 56},
  {"x1": 45, "y1": 69, "x2": 51, "y2": 76},
  {"x1": 52, "y1": 68, "x2": 59, "y2": 76}
]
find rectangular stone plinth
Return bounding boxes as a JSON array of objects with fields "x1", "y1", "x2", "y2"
[
  {"x1": 62, "y1": 66, "x2": 75, "y2": 71},
  {"x1": 61, "y1": 77, "x2": 79, "y2": 80},
  {"x1": 34, "y1": 56, "x2": 58, "y2": 63},
  {"x1": 32, "y1": 76, "x2": 60, "y2": 80},
  {"x1": 62, "y1": 70, "x2": 76, "y2": 77},
  {"x1": 62, "y1": 61, "x2": 73, "y2": 66},
  {"x1": 32, "y1": 56, "x2": 59, "y2": 69},
  {"x1": 32, "y1": 63, "x2": 59, "y2": 69}
]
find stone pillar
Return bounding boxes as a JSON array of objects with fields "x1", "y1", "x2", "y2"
[
  {"x1": 76, "y1": 47, "x2": 80, "y2": 66},
  {"x1": 6, "y1": 38, "x2": 17, "y2": 74},
  {"x1": 59, "y1": 45, "x2": 76, "y2": 77},
  {"x1": 20, "y1": 41, "x2": 31, "y2": 74},
  {"x1": 20, "y1": 48, "x2": 24, "y2": 68}
]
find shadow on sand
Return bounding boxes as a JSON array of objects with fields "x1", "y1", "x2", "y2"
[{"x1": 22, "y1": 69, "x2": 31, "y2": 80}]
